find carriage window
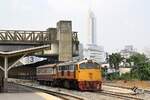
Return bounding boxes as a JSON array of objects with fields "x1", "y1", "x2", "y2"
[
  {"x1": 59, "y1": 66, "x2": 61, "y2": 71},
  {"x1": 62, "y1": 66, "x2": 64, "y2": 70},
  {"x1": 67, "y1": 66, "x2": 69, "y2": 70},
  {"x1": 47, "y1": 68, "x2": 53, "y2": 73},
  {"x1": 69, "y1": 64, "x2": 74, "y2": 70},
  {"x1": 65, "y1": 66, "x2": 67, "y2": 70}
]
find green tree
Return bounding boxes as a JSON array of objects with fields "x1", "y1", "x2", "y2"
[
  {"x1": 129, "y1": 53, "x2": 150, "y2": 80},
  {"x1": 131, "y1": 62, "x2": 150, "y2": 80},
  {"x1": 130, "y1": 53, "x2": 148, "y2": 66},
  {"x1": 108, "y1": 53, "x2": 124, "y2": 70},
  {"x1": 125, "y1": 58, "x2": 132, "y2": 67}
]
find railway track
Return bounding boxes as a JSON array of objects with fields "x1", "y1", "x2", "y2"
[
  {"x1": 9, "y1": 79, "x2": 145, "y2": 100},
  {"x1": 12, "y1": 82, "x2": 84, "y2": 100},
  {"x1": 21, "y1": 82, "x2": 143, "y2": 100},
  {"x1": 99, "y1": 90, "x2": 143, "y2": 100},
  {"x1": 103, "y1": 83, "x2": 150, "y2": 92},
  {"x1": 103, "y1": 84, "x2": 150, "y2": 95},
  {"x1": 41, "y1": 90, "x2": 84, "y2": 100},
  {"x1": 101, "y1": 85, "x2": 150, "y2": 100}
]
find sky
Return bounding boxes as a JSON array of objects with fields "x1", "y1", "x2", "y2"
[{"x1": 0, "y1": 0, "x2": 150, "y2": 53}]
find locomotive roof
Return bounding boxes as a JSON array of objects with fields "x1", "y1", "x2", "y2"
[
  {"x1": 58, "y1": 59, "x2": 98, "y2": 66},
  {"x1": 37, "y1": 59, "x2": 99, "y2": 68},
  {"x1": 37, "y1": 64, "x2": 56, "y2": 68},
  {"x1": 58, "y1": 61, "x2": 76, "y2": 66},
  {"x1": 75, "y1": 60, "x2": 98, "y2": 64}
]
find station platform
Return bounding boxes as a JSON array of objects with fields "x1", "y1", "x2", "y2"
[
  {"x1": 0, "y1": 92, "x2": 61, "y2": 100},
  {"x1": 0, "y1": 82, "x2": 61, "y2": 100}
]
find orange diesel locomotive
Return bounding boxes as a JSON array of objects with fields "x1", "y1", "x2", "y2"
[{"x1": 37, "y1": 60, "x2": 102, "y2": 91}]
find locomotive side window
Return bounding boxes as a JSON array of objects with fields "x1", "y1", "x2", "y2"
[{"x1": 47, "y1": 68, "x2": 53, "y2": 74}]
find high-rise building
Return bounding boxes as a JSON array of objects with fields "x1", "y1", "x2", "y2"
[
  {"x1": 82, "y1": 10, "x2": 105, "y2": 63},
  {"x1": 88, "y1": 10, "x2": 97, "y2": 44}
]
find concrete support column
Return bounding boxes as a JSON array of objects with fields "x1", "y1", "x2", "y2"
[
  {"x1": 3, "y1": 57, "x2": 8, "y2": 92},
  {"x1": 57, "y1": 21, "x2": 73, "y2": 61},
  {"x1": 4, "y1": 57, "x2": 8, "y2": 79}
]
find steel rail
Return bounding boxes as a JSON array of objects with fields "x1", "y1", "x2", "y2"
[{"x1": 97, "y1": 90, "x2": 143, "y2": 100}]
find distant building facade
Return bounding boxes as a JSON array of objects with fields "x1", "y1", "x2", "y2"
[
  {"x1": 79, "y1": 43, "x2": 84, "y2": 59},
  {"x1": 83, "y1": 44, "x2": 105, "y2": 63},
  {"x1": 120, "y1": 45, "x2": 136, "y2": 58},
  {"x1": 143, "y1": 47, "x2": 150, "y2": 58},
  {"x1": 119, "y1": 68, "x2": 131, "y2": 75}
]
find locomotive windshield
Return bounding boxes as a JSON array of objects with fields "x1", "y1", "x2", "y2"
[{"x1": 79, "y1": 62, "x2": 99, "y2": 69}]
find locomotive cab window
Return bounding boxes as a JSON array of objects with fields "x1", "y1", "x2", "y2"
[{"x1": 79, "y1": 62, "x2": 99, "y2": 69}]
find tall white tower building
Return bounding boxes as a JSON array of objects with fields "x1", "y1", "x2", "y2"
[
  {"x1": 88, "y1": 10, "x2": 97, "y2": 44},
  {"x1": 82, "y1": 10, "x2": 105, "y2": 63}
]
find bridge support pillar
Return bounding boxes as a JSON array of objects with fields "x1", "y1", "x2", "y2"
[
  {"x1": 57, "y1": 21, "x2": 73, "y2": 61},
  {"x1": 3, "y1": 57, "x2": 8, "y2": 92}
]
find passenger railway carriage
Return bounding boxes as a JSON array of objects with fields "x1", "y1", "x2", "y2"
[
  {"x1": 37, "y1": 64, "x2": 57, "y2": 84},
  {"x1": 37, "y1": 60, "x2": 102, "y2": 91}
]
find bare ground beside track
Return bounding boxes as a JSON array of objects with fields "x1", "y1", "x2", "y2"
[{"x1": 103, "y1": 80, "x2": 150, "y2": 90}]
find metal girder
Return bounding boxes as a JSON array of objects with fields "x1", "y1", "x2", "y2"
[
  {"x1": 0, "y1": 30, "x2": 78, "y2": 45},
  {"x1": 7, "y1": 54, "x2": 27, "y2": 71},
  {"x1": 0, "y1": 66, "x2": 4, "y2": 71},
  {"x1": 0, "y1": 30, "x2": 49, "y2": 44},
  {"x1": 0, "y1": 45, "x2": 50, "y2": 57}
]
